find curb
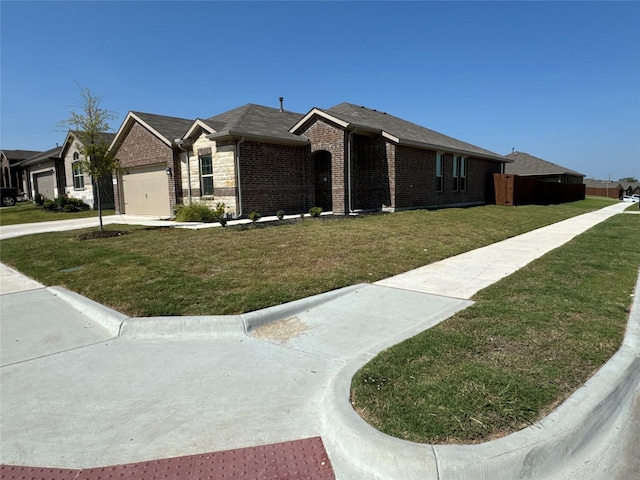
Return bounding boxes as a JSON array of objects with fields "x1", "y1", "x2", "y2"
[
  {"x1": 120, "y1": 315, "x2": 245, "y2": 339},
  {"x1": 321, "y1": 269, "x2": 640, "y2": 479},
  {"x1": 46, "y1": 286, "x2": 128, "y2": 337},
  {"x1": 241, "y1": 284, "x2": 362, "y2": 333}
]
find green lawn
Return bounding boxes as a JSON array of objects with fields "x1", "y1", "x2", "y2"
[
  {"x1": 0, "y1": 202, "x2": 115, "y2": 226},
  {"x1": 0, "y1": 198, "x2": 616, "y2": 316},
  {"x1": 351, "y1": 212, "x2": 639, "y2": 444},
  {"x1": 1, "y1": 196, "x2": 635, "y2": 444}
]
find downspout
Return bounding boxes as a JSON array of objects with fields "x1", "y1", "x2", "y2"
[
  {"x1": 347, "y1": 127, "x2": 357, "y2": 214},
  {"x1": 235, "y1": 136, "x2": 245, "y2": 217},
  {"x1": 175, "y1": 140, "x2": 192, "y2": 204}
]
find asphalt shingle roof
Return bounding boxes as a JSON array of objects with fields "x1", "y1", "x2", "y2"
[
  {"x1": 1, "y1": 150, "x2": 42, "y2": 163},
  {"x1": 319, "y1": 103, "x2": 506, "y2": 161},
  {"x1": 504, "y1": 151, "x2": 585, "y2": 177},
  {"x1": 132, "y1": 111, "x2": 194, "y2": 143},
  {"x1": 205, "y1": 104, "x2": 306, "y2": 143},
  {"x1": 20, "y1": 146, "x2": 62, "y2": 166}
]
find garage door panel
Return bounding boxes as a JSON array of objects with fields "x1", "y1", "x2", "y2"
[
  {"x1": 122, "y1": 165, "x2": 170, "y2": 216},
  {"x1": 34, "y1": 172, "x2": 55, "y2": 200}
]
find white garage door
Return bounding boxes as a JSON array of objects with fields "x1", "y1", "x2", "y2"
[
  {"x1": 121, "y1": 165, "x2": 171, "y2": 217},
  {"x1": 34, "y1": 171, "x2": 55, "y2": 200}
]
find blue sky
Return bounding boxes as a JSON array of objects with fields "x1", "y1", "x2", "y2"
[{"x1": 1, "y1": 1, "x2": 639, "y2": 181}]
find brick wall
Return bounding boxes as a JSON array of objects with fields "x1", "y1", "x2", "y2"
[
  {"x1": 238, "y1": 141, "x2": 310, "y2": 215},
  {"x1": 351, "y1": 134, "x2": 391, "y2": 210},
  {"x1": 393, "y1": 148, "x2": 503, "y2": 210},
  {"x1": 302, "y1": 119, "x2": 348, "y2": 214}
]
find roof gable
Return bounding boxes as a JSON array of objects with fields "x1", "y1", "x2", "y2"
[
  {"x1": 110, "y1": 111, "x2": 194, "y2": 152},
  {"x1": 60, "y1": 130, "x2": 116, "y2": 158},
  {"x1": 292, "y1": 103, "x2": 507, "y2": 162}
]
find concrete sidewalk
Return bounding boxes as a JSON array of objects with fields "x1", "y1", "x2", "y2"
[{"x1": 1, "y1": 202, "x2": 638, "y2": 479}]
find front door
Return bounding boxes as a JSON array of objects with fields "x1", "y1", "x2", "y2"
[{"x1": 314, "y1": 151, "x2": 332, "y2": 211}]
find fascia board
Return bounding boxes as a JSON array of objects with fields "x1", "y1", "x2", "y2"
[
  {"x1": 206, "y1": 130, "x2": 309, "y2": 146},
  {"x1": 109, "y1": 112, "x2": 137, "y2": 152},
  {"x1": 110, "y1": 112, "x2": 172, "y2": 152},
  {"x1": 183, "y1": 119, "x2": 216, "y2": 141},
  {"x1": 289, "y1": 108, "x2": 349, "y2": 133},
  {"x1": 391, "y1": 136, "x2": 511, "y2": 163},
  {"x1": 59, "y1": 131, "x2": 76, "y2": 158}
]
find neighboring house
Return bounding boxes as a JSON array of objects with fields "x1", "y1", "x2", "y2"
[
  {"x1": 59, "y1": 131, "x2": 116, "y2": 209},
  {"x1": 583, "y1": 179, "x2": 624, "y2": 199},
  {"x1": 0, "y1": 149, "x2": 41, "y2": 191},
  {"x1": 620, "y1": 181, "x2": 640, "y2": 197},
  {"x1": 20, "y1": 146, "x2": 64, "y2": 200},
  {"x1": 503, "y1": 151, "x2": 584, "y2": 184},
  {"x1": 110, "y1": 102, "x2": 511, "y2": 218}
]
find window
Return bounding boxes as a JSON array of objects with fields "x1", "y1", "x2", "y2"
[
  {"x1": 435, "y1": 152, "x2": 444, "y2": 192},
  {"x1": 72, "y1": 153, "x2": 84, "y2": 189},
  {"x1": 199, "y1": 155, "x2": 214, "y2": 196},
  {"x1": 453, "y1": 155, "x2": 467, "y2": 191}
]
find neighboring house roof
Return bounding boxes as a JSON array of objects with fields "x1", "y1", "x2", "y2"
[
  {"x1": 620, "y1": 181, "x2": 640, "y2": 191},
  {"x1": 202, "y1": 104, "x2": 307, "y2": 145},
  {"x1": 291, "y1": 103, "x2": 508, "y2": 162},
  {"x1": 20, "y1": 146, "x2": 63, "y2": 166},
  {"x1": 110, "y1": 111, "x2": 194, "y2": 151},
  {"x1": 504, "y1": 151, "x2": 585, "y2": 177},
  {"x1": 583, "y1": 178, "x2": 622, "y2": 188},
  {"x1": 60, "y1": 131, "x2": 117, "y2": 158},
  {"x1": 1, "y1": 149, "x2": 42, "y2": 165}
]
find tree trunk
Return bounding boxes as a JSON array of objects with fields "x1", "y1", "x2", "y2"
[{"x1": 96, "y1": 179, "x2": 104, "y2": 232}]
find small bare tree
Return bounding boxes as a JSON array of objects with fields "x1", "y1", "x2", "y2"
[{"x1": 58, "y1": 85, "x2": 121, "y2": 232}]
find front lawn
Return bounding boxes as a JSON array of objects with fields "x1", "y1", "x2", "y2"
[
  {"x1": 351, "y1": 213, "x2": 639, "y2": 443},
  {"x1": 0, "y1": 198, "x2": 615, "y2": 316},
  {"x1": 1, "y1": 196, "x2": 635, "y2": 444},
  {"x1": 0, "y1": 202, "x2": 115, "y2": 226}
]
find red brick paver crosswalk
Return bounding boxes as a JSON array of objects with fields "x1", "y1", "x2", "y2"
[{"x1": 0, "y1": 437, "x2": 335, "y2": 480}]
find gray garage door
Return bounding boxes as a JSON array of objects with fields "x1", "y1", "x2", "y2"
[
  {"x1": 34, "y1": 172, "x2": 55, "y2": 200},
  {"x1": 121, "y1": 165, "x2": 171, "y2": 216}
]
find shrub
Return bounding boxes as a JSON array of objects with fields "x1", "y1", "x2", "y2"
[
  {"x1": 276, "y1": 210, "x2": 285, "y2": 221},
  {"x1": 248, "y1": 211, "x2": 261, "y2": 224},
  {"x1": 213, "y1": 202, "x2": 226, "y2": 219},
  {"x1": 34, "y1": 194, "x2": 45, "y2": 206},
  {"x1": 175, "y1": 203, "x2": 217, "y2": 223},
  {"x1": 42, "y1": 199, "x2": 57, "y2": 211},
  {"x1": 58, "y1": 196, "x2": 89, "y2": 212},
  {"x1": 309, "y1": 206, "x2": 323, "y2": 218}
]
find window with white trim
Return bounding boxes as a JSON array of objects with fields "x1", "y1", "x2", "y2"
[
  {"x1": 199, "y1": 154, "x2": 214, "y2": 196},
  {"x1": 72, "y1": 153, "x2": 84, "y2": 189},
  {"x1": 453, "y1": 155, "x2": 467, "y2": 192},
  {"x1": 435, "y1": 152, "x2": 444, "y2": 192}
]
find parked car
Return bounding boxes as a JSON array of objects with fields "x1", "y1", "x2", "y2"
[
  {"x1": 622, "y1": 195, "x2": 639, "y2": 203},
  {"x1": 0, "y1": 187, "x2": 19, "y2": 207}
]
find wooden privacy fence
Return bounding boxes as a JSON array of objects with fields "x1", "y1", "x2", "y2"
[
  {"x1": 585, "y1": 187, "x2": 623, "y2": 199},
  {"x1": 490, "y1": 174, "x2": 586, "y2": 206}
]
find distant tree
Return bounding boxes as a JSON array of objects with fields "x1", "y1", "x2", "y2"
[
  {"x1": 619, "y1": 177, "x2": 638, "y2": 183},
  {"x1": 57, "y1": 85, "x2": 121, "y2": 232}
]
